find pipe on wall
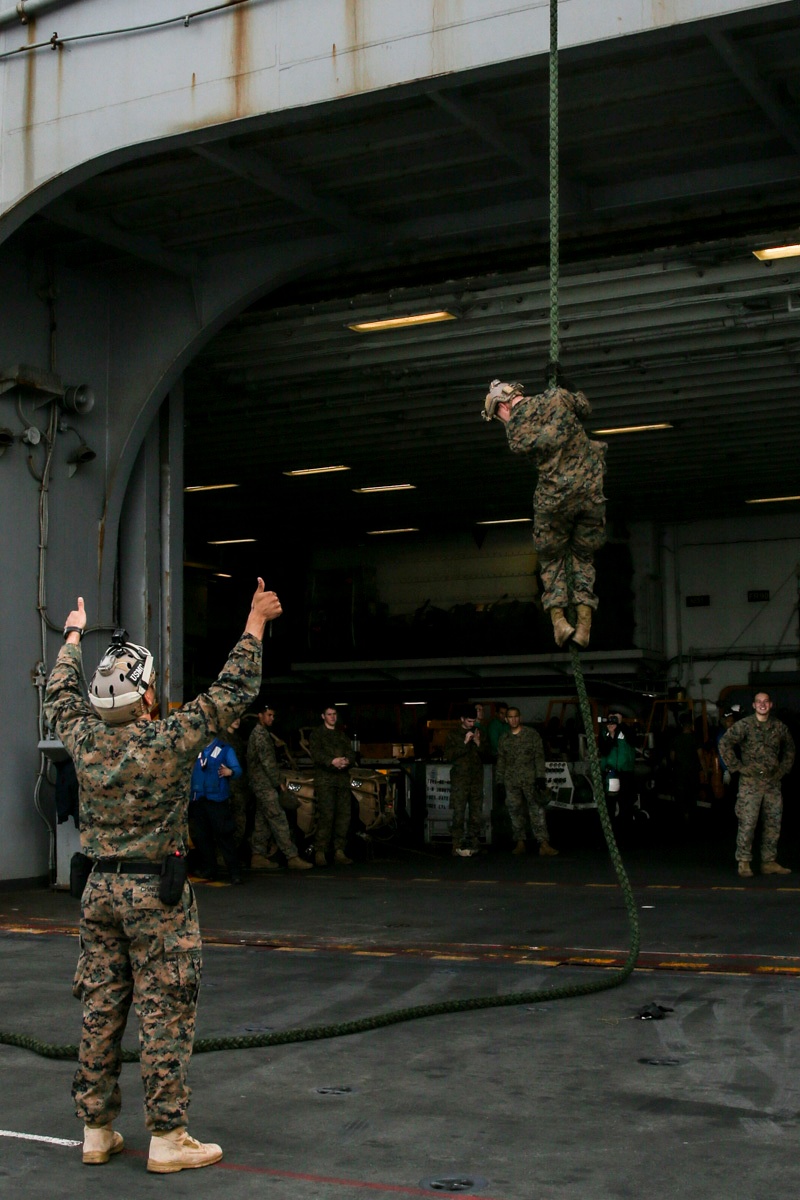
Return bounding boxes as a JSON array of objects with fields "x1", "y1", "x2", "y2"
[{"x1": 0, "y1": 0, "x2": 84, "y2": 33}]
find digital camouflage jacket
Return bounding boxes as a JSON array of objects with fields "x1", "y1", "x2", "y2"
[
  {"x1": 719, "y1": 713, "x2": 795, "y2": 787},
  {"x1": 504, "y1": 387, "x2": 607, "y2": 509},
  {"x1": 44, "y1": 634, "x2": 262, "y2": 861}
]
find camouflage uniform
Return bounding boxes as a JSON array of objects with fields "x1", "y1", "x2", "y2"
[
  {"x1": 505, "y1": 387, "x2": 607, "y2": 610},
  {"x1": 247, "y1": 723, "x2": 298, "y2": 860},
  {"x1": 444, "y1": 729, "x2": 485, "y2": 850},
  {"x1": 44, "y1": 633, "x2": 262, "y2": 1132},
  {"x1": 308, "y1": 725, "x2": 353, "y2": 854},
  {"x1": 719, "y1": 713, "x2": 795, "y2": 865},
  {"x1": 495, "y1": 726, "x2": 550, "y2": 845}
]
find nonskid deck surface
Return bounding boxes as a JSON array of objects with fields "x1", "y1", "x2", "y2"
[{"x1": 1, "y1": 840, "x2": 799, "y2": 1199}]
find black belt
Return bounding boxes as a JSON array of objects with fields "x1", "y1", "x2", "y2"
[{"x1": 93, "y1": 859, "x2": 162, "y2": 875}]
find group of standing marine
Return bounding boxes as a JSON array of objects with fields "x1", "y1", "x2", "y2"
[
  {"x1": 189, "y1": 702, "x2": 359, "y2": 881},
  {"x1": 445, "y1": 701, "x2": 558, "y2": 860}
]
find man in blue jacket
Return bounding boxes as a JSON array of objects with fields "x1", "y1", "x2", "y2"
[{"x1": 190, "y1": 730, "x2": 244, "y2": 884}]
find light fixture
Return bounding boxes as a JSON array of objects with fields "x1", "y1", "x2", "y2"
[
  {"x1": 334, "y1": 702, "x2": 349, "y2": 707},
  {"x1": 366, "y1": 527, "x2": 419, "y2": 535},
  {"x1": 207, "y1": 538, "x2": 257, "y2": 545},
  {"x1": 753, "y1": 244, "x2": 800, "y2": 261},
  {"x1": 353, "y1": 484, "x2": 416, "y2": 494},
  {"x1": 214, "y1": 572, "x2": 232, "y2": 578},
  {"x1": 347, "y1": 310, "x2": 458, "y2": 333},
  {"x1": 283, "y1": 465, "x2": 350, "y2": 476},
  {"x1": 590, "y1": 423, "x2": 673, "y2": 435},
  {"x1": 185, "y1": 483, "x2": 240, "y2": 493},
  {"x1": 61, "y1": 384, "x2": 95, "y2": 415},
  {"x1": 403, "y1": 701, "x2": 427, "y2": 706},
  {"x1": 746, "y1": 495, "x2": 800, "y2": 504},
  {"x1": 476, "y1": 517, "x2": 532, "y2": 525}
]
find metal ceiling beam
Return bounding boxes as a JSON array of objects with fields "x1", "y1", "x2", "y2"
[
  {"x1": 193, "y1": 144, "x2": 380, "y2": 242},
  {"x1": 43, "y1": 199, "x2": 199, "y2": 279},
  {"x1": 428, "y1": 88, "x2": 591, "y2": 216},
  {"x1": 707, "y1": 28, "x2": 800, "y2": 158}
]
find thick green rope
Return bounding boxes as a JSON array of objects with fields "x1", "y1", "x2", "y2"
[
  {"x1": 0, "y1": 0, "x2": 638, "y2": 1067},
  {"x1": 549, "y1": 0, "x2": 560, "y2": 383}
]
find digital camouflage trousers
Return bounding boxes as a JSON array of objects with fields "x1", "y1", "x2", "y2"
[
  {"x1": 450, "y1": 775, "x2": 484, "y2": 849},
  {"x1": 504, "y1": 779, "x2": 549, "y2": 844},
  {"x1": 534, "y1": 487, "x2": 606, "y2": 610},
  {"x1": 314, "y1": 776, "x2": 353, "y2": 853},
  {"x1": 251, "y1": 781, "x2": 297, "y2": 859},
  {"x1": 72, "y1": 872, "x2": 201, "y2": 1132},
  {"x1": 735, "y1": 782, "x2": 783, "y2": 863}
]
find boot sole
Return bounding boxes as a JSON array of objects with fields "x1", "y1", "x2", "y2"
[
  {"x1": 83, "y1": 1142, "x2": 124, "y2": 1165},
  {"x1": 147, "y1": 1149, "x2": 223, "y2": 1173}
]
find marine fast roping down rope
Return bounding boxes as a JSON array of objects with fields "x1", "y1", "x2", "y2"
[{"x1": 0, "y1": 0, "x2": 639, "y2": 1064}]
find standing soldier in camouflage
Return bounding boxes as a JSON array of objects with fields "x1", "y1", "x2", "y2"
[
  {"x1": 444, "y1": 708, "x2": 485, "y2": 857},
  {"x1": 309, "y1": 705, "x2": 353, "y2": 866},
  {"x1": 44, "y1": 579, "x2": 281, "y2": 1173},
  {"x1": 482, "y1": 379, "x2": 607, "y2": 649},
  {"x1": 247, "y1": 704, "x2": 311, "y2": 871},
  {"x1": 719, "y1": 691, "x2": 795, "y2": 878},
  {"x1": 496, "y1": 707, "x2": 558, "y2": 857}
]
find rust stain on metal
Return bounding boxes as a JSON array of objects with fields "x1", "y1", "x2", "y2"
[
  {"x1": 230, "y1": 0, "x2": 251, "y2": 118},
  {"x1": 431, "y1": 0, "x2": 463, "y2": 78},
  {"x1": 344, "y1": 0, "x2": 369, "y2": 95}
]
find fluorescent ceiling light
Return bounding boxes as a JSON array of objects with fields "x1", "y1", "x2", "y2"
[
  {"x1": 334, "y1": 702, "x2": 349, "y2": 707},
  {"x1": 403, "y1": 701, "x2": 427, "y2": 706},
  {"x1": 353, "y1": 484, "x2": 416, "y2": 494},
  {"x1": 476, "y1": 517, "x2": 532, "y2": 525},
  {"x1": 366, "y1": 527, "x2": 419, "y2": 535},
  {"x1": 207, "y1": 538, "x2": 257, "y2": 545},
  {"x1": 214, "y1": 572, "x2": 232, "y2": 579},
  {"x1": 753, "y1": 244, "x2": 800, "y2": 261},
  {"x1": 283, "y1": 465, "x2": 350, "y2": 476},
  {"x1": 184, "y1": 483, "x2": 240, "y2": 493},
  {"x1": 348, "y1": 311, "x2": 458, "y2": 333},
  {"x1": 591, "y1": 423, "x2": 673, "y2": 435},
  {"x1": 746, "y1": 495, "x2": 800, "y2": 504}
]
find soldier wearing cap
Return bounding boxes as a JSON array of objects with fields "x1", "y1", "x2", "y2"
[
  {"x1": 45, "y1": 579, "x2": 280, "y2": 1173},
  {"x1": 719, "y1": 691, "x2": 795, "y2": 878},
  {"x1": 482, "y1": 378, "x2": 607, "y2": 649}
]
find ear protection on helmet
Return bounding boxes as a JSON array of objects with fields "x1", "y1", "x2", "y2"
[{"x1": 89, "y1": 629, "x2": 155, "y2": 725}]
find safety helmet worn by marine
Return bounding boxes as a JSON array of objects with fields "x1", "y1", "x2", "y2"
[
  {"x1": 481, "y1": 379, "x2": 526, "y2": 422},
  {"x1": 89, "y1": 632, "x2": 155, "y2": 725}
]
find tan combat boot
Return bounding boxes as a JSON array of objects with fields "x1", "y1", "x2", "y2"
[
  {"x1": 315, "y1": 850, "x2": 328, "y2": 867},
  {"x1": 334, "y1": 849, "x2": 353, "y2": 865},
  {"x1": 287, "y1": 855, "x2": 312, "y2": 870},
  {"x1": 82, "y1": 1124, "x2": 124, "y2": 1165},
  {"x1": 250, "y1": 854, "x2": 279, "y2": 870},
  {"x1": 572, "y1": 604, "x2": 593, "y2": 648},
  {"x1": 737, "y1": 860, "x2": 753, "y2": 878},
  {"x1": 550, "y1": 607, "x2": 575, "y2": 648},
  {"x1": 512, "y1": 840, "x2": 526, "y2": 856},
  {"x1": 147, "y1": 1128, "x2": 222, "y2": 1174},
  {"x1": 539, "y1": 841, "x2": 559, "y2": 857},
  {"x1": 761, "y1": 861, "x2": 791, "y2": 875}
]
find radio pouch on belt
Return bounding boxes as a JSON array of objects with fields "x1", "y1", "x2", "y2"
[
  {"x1": 159, "y1": 852, "x2": 188, "y2": 906},
  {"x1": 69, "y1": 852, "x2": 93, "y2": 899}
]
